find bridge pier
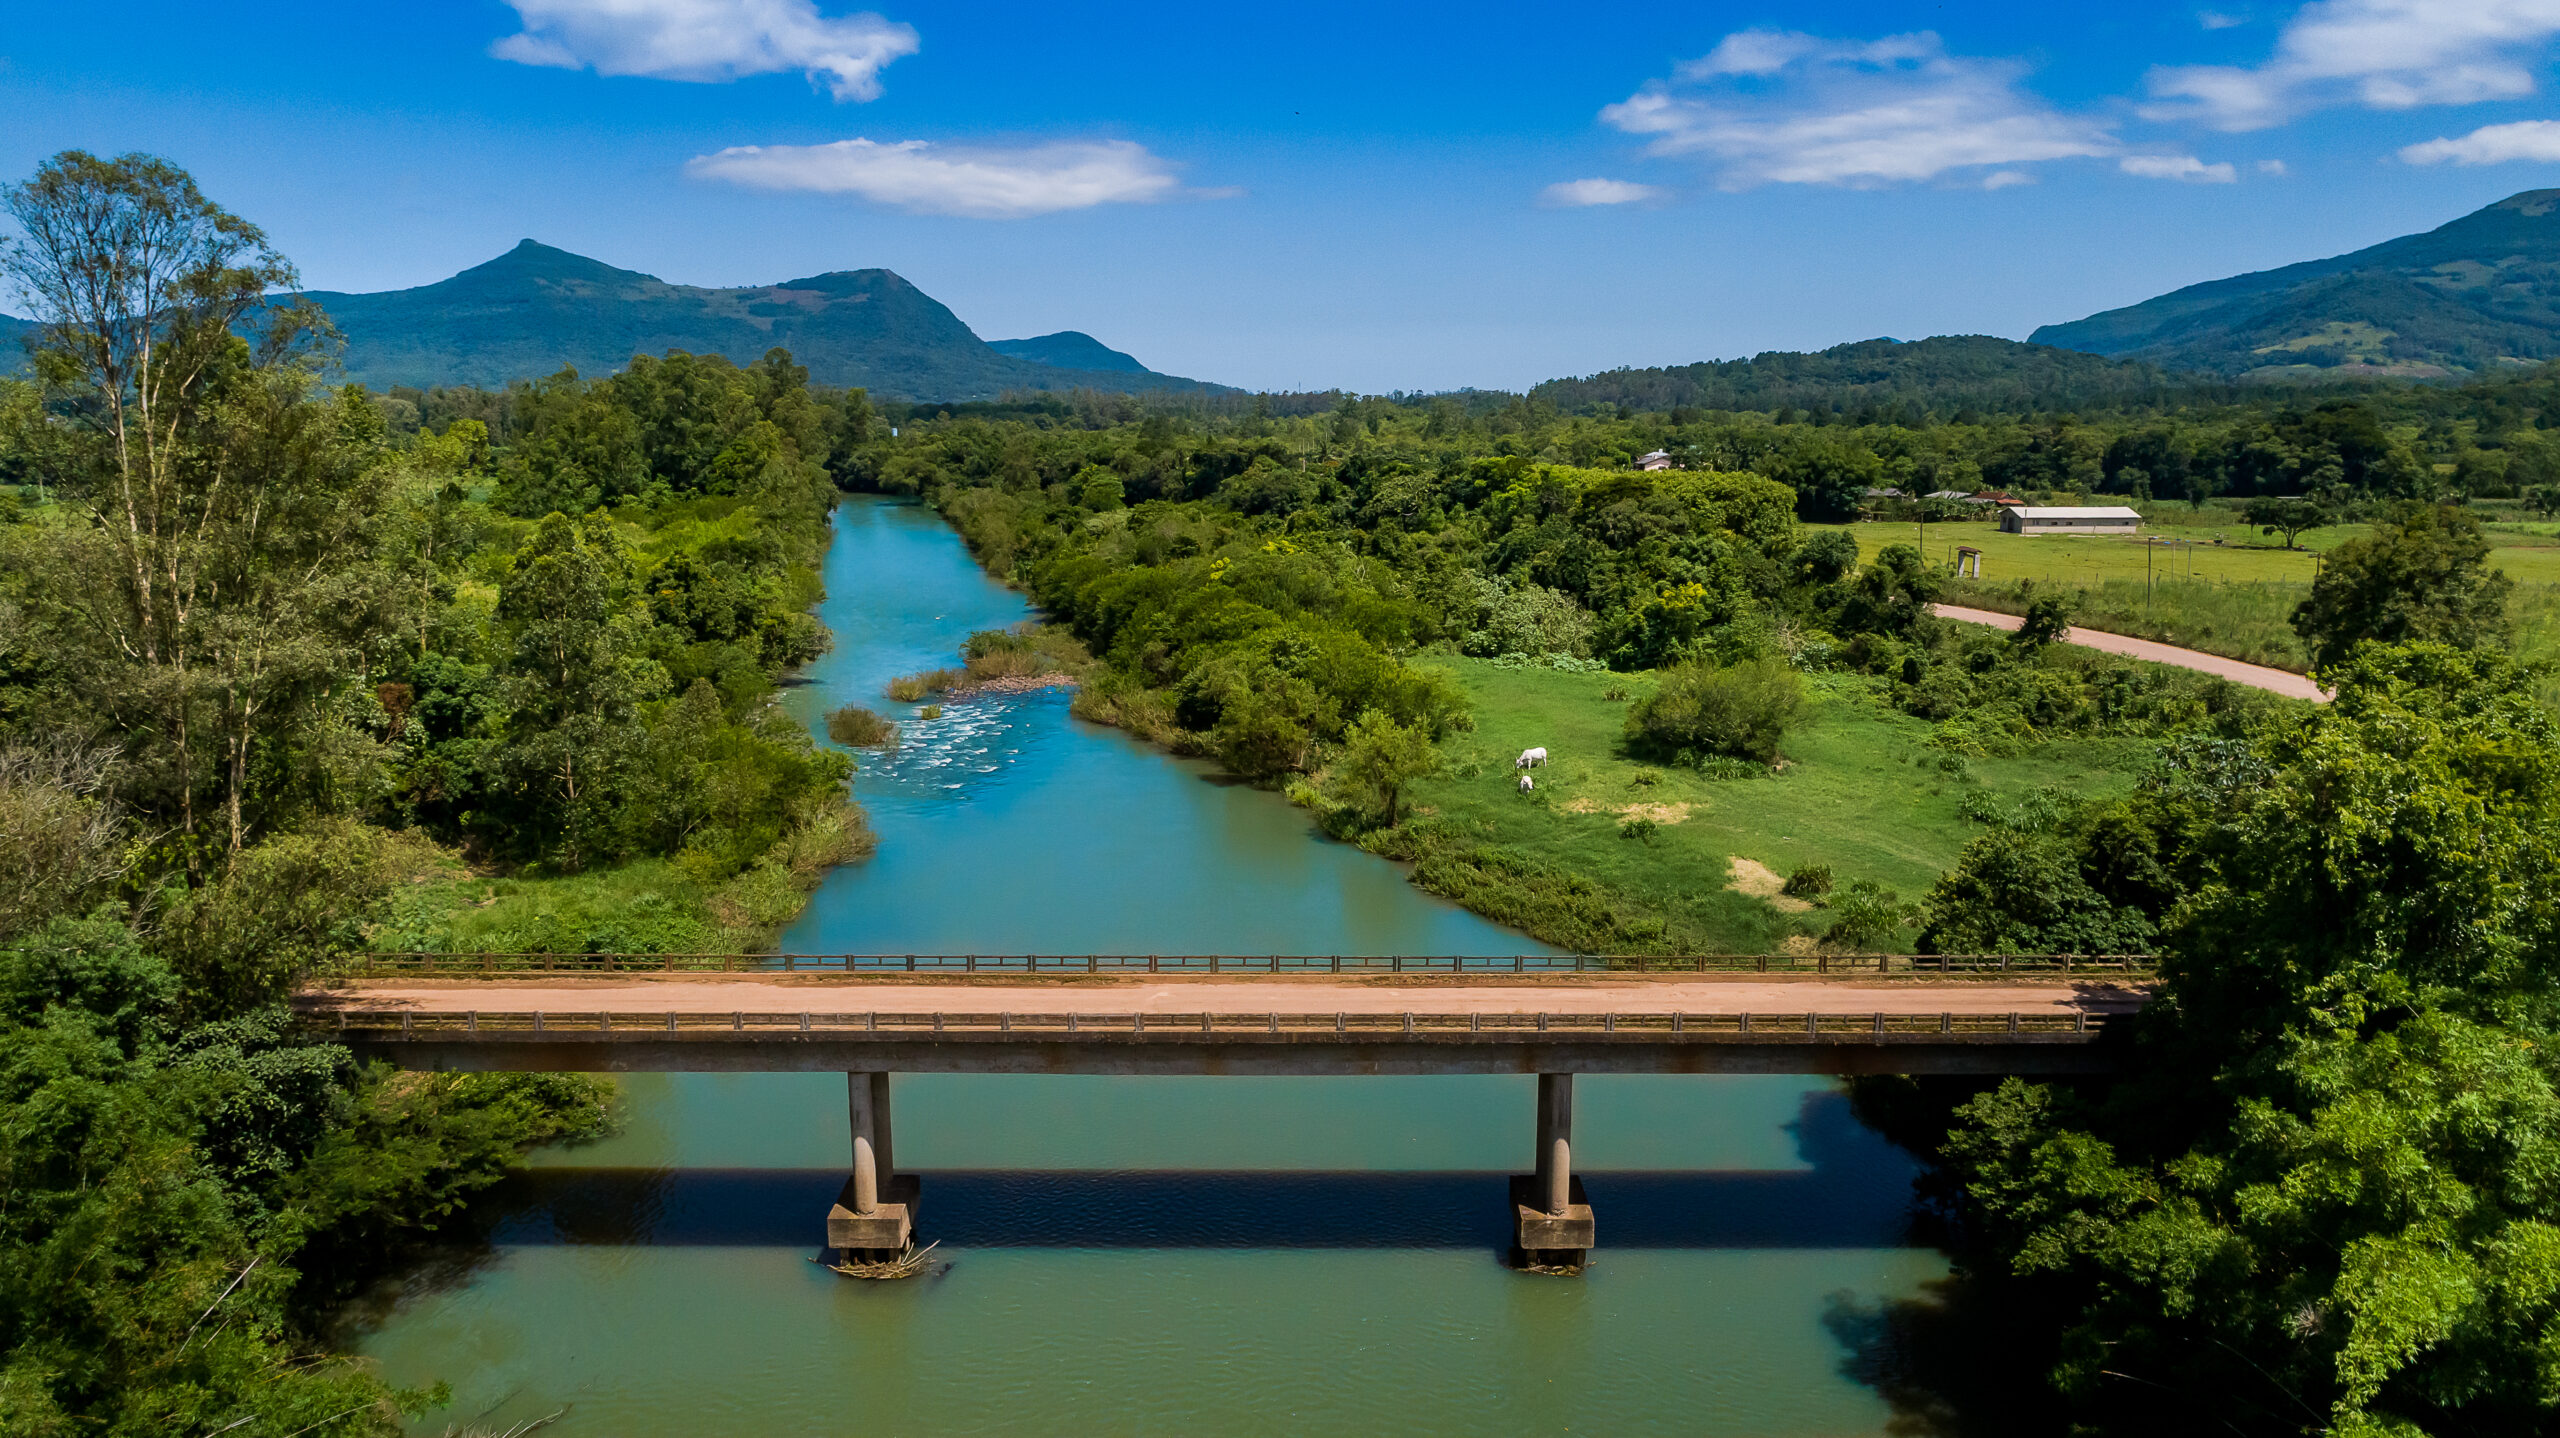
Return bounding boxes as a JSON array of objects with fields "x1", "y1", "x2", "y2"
[
  {"x1": 1514, "y1": 1072, "x2": 1593, "y2": 1271},
  {"x1": 826, "y1": 1071, "x2": 918, "y2": 1259}
]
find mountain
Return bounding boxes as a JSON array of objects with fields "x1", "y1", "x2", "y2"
[
  {"x1": 292, "y1": 240, "x2": 1223, "y2": 400},
  {"x1": 988, "y1": 330, "x2": 1148, "y2": 373},
  {"x1": 1530, "y1": 335, "x2": 2179, "y2": 415},
  {"x1": 2034, "y1": 190, "x2": 2560, "y2": 379}
]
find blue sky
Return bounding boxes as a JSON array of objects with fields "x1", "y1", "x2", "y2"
[{"x1": 9, "y1": 1, "x2": 2560, "y2": 392}]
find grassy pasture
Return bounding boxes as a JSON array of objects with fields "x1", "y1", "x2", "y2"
[
  {"x1": 1817, "y1": 519, "x2": 2560, "y2": 685},
  {"x1": 1395, "y1": 658, "x2": 2151, "y2": 952}
]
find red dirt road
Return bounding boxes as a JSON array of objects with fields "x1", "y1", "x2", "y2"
[
  {"x1": 1933, "y1": 602, "x2": 2328, "y2": 702},
  {"x1": 307, "y1": 975, "x2": 2150, "y2": 1017}
]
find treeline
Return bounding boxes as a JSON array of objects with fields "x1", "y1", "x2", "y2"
[{"x1": 1529, "y1": 335, "x2": 2190, "y2": 417}]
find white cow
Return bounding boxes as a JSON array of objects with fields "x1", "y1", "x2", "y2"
[
  {"x1": 1517, "y1": 775, "x2": 1535, "y2": 794},
  {"x1": 1516, "y1": 746, "x2": 1549, "y2": 769}
]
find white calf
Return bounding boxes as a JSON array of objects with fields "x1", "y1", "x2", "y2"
[
  {"x1": 1516, "y1": 746, "x2": 1549, "y2": 769},
  {"x1": 1517, "y1": 775, "x2": 1534, "y2": 793}
]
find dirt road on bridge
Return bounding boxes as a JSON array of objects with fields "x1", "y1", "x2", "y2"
[{"x1": 307, "y1": 974, "x2": 2149, "y2": 1017}]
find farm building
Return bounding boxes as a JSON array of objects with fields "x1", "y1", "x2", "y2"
[{"x1": 1999, "y1": 506, "x2": 2142, "y2": 536}]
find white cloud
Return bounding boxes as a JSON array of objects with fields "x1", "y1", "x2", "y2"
[
  {"x1": 493, "y1": 0, "x2": 918, "y2": 101},
  {"x1": 2120, "y1": 153, "x2": 2241, "y2": 180},
  {"x1": 1601, "y1": 30, "x2": 2116, "y2": 188},
  {"x1": 686, "y1": 138, "x2": 1196, "y2": 218},
  {"x1": 2145, "y1": 0, "x2": 2560, "y2": 131},
  {"x1": 2259, "y1": 157, "x2": 2290, "y2": 172},
  {"x1": 2199, "y1": 10, "x2": 2251, "y2": 28},
  {"x1": 2399, "y1": 116, "x2": 2560, "y2": 162},
  {"x1": 1982, "y1": 169, "x2": 2037, "y2": 189},
  {"x1": 1539, "y1": 178, "x2": 1664, "y2": 206}
]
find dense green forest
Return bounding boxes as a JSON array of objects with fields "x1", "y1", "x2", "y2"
[{"x1": 0, "y1": 153, "x2": 877, "y2": 1433}]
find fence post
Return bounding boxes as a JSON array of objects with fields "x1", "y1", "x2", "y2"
[{"x1": 785, "y1": 954, "x2": 796, "y2": 973}]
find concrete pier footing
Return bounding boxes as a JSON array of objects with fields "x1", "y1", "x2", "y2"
[
  {"x1": 826, "y1": 1071, "x2": 918, "y2": 1258},
  {"x1": 1515, "y1": 1072, "x2": 1593, "y2": 1270}
]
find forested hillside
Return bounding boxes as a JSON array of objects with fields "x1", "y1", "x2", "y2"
[
  {"x1": 292, "y1": 240, "x2": 1221, "y2": 400},
  {"x1": 2036, "y1": 188, "x2": 2560, "y2": 379},
  {"x1": 1529, "y1": 335, "x2": 2186, "y2": 417},
  {"x1": 989, "y1": 330, "x2": 1150, "y2": 373}
]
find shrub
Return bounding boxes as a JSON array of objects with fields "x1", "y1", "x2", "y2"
[
  {"x1": 886, "y1": 667, "x2": 965, "y2": 702},
  {"x1": 918, "y1": 704, "x2": 942, "y2": 720},
  {"x1": 1619, "y1": 817, "x2": 1659, "y2": 843},
  {"x1": 825, "y1": 705, "x2": 899, "y2": 748},
  {"x1": 1782, "y1": 863, "x2": 1833, "y2": 899},
  {"x1": 1821, "y1": 880, "x2": 1909, "y2": 951},
  {"x1": 1623, "y1": 657, "x2": 1804, "y2": 764}
]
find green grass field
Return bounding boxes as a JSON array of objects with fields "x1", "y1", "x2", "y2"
[
  {"x1": 1395, "y1": 659, "x2": 2151, "y2": 952},
  {"x1": 364, "y1": 847, "x2": 848, "y2": 956},
  {"x1": 1814, "y1": 517, "x2": 2560, "y2": 588},
  {"x1": 1821, "y1": 518, "x2": 2560, "y2": 688}
]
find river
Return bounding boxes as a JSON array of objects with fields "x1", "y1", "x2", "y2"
[{"x1": 351, "y1": 497, "x2": 1949, "y2": 1435}]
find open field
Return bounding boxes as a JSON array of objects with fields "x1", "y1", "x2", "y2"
[
  {"x1": 1820, "y1": 518, "x2": 2560, "y2": 684},
  {"x1": 1812, "y1": 516, "x2": 2560, "y2": 587},
  {"x1": 1391, "y1": 659, "x2": 2152, "y2": 953}
]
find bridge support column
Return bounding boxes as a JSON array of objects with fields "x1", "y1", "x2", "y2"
[
  {"x1": 827, "y1": 1071, "x2": 918, "y2": 1259},
  {"x1": 1513, "y1": 1072, "x2": 1593, "y2": 1271}
]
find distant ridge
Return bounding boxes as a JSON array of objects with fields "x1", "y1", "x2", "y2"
[
  {"x1": 291, "y1": 240, "x2": 1226, "y2": 400},
  {"x1": 989, "y1": 330, "x2": 1148, "y2": 373},
  {"x1": 2034, "y1": 189, "x2": 2560, "y2": 379},
  {"x1": 1530, "y1": 335, "x2": 2180, "y2": 415}
]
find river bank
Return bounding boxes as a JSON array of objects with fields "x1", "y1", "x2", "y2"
[{"x1": 339, "y1": 496, "x2": 1969, "y2": 1436}]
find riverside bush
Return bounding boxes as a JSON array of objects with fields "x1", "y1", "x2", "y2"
[
  {"x1": 1623, "y1": 657, "x2": 1805, "y2": 765},
  {"x1": 825, "y1": 705, "x2": 898, "y2": 747}
]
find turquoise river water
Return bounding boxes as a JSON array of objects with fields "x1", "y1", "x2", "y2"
[{"x1": 350, "y1": 497, "x2": 1951, "y2": 1435}]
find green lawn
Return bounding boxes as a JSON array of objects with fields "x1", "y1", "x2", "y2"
[{"x1": 1394, "y1": 659, "x2": 2150, "y2": 953}]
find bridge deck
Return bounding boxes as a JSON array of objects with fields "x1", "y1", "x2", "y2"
[{"x1": 302, "y1": 974, "x2": 2145, "y2": 1077}]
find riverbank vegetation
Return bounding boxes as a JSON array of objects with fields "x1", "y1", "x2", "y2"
[{"x1": 0, "y1": 153, "x2": 875, "y2": 1430}]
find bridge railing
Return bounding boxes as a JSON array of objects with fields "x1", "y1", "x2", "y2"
[
  {"x1": 313, "y1": 1008, "x2": 2113, "y2": 1038},
  {"x1": 341, "y1": 951, "x2": 2158, "y2": 978}
]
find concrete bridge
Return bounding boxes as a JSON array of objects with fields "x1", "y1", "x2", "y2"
[{"x1": 302, "y1": 963, "x2": 2149, "y2": 1272}]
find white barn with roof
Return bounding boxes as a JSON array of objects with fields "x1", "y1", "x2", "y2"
[{"x1": 1998, "y1": 505, "x2": 2142, "y2": 536}]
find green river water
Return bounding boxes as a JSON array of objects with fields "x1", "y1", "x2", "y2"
[{"x1": 350, "y1": 498, "x2": 1952, "y2": 1435}]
